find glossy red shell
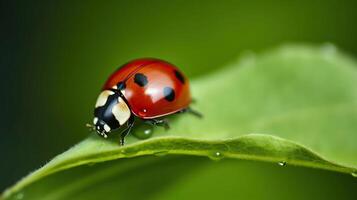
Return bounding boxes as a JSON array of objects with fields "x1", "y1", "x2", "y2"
[{"x1": 103, "y1": 58, "x2": 191, "y2": 119}]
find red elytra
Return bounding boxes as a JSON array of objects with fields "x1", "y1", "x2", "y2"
[{"x1": 103, "y1": 58, "x2": 191, "y2": 119}]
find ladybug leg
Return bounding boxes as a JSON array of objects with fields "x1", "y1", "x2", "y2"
[
  {"x1": 179, "y1": 107, "x2": 203, "y2": 118},
  {"x1": 145, "y1": 119, "x2": 170, "y2": 130},
  {"x1": 119, "y1": 116, "x2": 135, "y2": 145}
]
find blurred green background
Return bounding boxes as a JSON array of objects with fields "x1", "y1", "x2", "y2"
[{"x1": 2, "y1": 0, "x2": 357, "y2": 197}]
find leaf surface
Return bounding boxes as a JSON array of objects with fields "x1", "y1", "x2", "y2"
[{"x1": 3, "y1": 45, "x2": 357, "y2": 199}]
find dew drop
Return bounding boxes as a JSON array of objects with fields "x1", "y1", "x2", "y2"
[
  {"x1": 87, "y1": 162, "x2": 95, "y2": 166},
  {"x1": 154, "y1": 151, "x2": 169, "y2": 157},
  {"x1": 278, "y1": 161, "x2": 287, "y2": 166},
  {"x1": 120, "y1": 149, "x2": 135, "y2": 156},
  {"x1": 209, "y1": 151, "x2": 224, "y2": 161},
  {"x1": 351, "y1": 171, "x2": 357, "y2": 178},
  {"x1": 138, "y1": 108, "x2": 148, "y2": 117},
  {"x1": 133, "y1": 123, "x2": 154, "y2": 140},
  {"x1": 15, "y1": 192, "x2": 24, "y2": 200}
]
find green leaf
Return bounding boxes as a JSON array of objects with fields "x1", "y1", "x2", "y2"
[{"x1": 3, "y1": 44, "x2": 357, "y2": 199}]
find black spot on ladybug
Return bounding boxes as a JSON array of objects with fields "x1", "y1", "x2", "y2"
[
  {"x1": 134, "y1": 73, "x2": 148, "y2": 87},
  {"x1": 174, "y1": 70, "x2": 185, "y2": 84},
  {"x1": 163, "y1": 87, "x2": 175, "y2": 102},
  {"x1": 117, "y1": 81, "x2": 126, "y2": 90}
]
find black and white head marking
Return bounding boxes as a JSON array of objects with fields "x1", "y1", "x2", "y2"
[
  {"x1": 112, "y1": 96, "x2": 131, "y2": 125},
  {"x1": 93, "y1": 90, "x2": 131, "y2": 138}
]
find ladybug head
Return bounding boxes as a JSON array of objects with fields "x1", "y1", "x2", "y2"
[
  {"x1": 92, "y1": 90, "x2": 131, "y2": 138},
  {"x1": 92, "y1": 117, "x2": 112, "y2": 138}
]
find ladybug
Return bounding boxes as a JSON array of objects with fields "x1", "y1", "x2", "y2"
[{"x1": 88, "y1": 58, "x2": 201, "y2": 145}]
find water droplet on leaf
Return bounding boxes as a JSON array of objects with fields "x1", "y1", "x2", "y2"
[
  {"x1": 209, "y1": 151, "x2": 224, "y2": 161},
  {"x1": 278, "y1": 161, "x2": 287, "y2": 166},
  {"x1": 120, "y1": 149, "x2": 135, "y2": 156},
  {"x1": 133, "y1": 123, "x2": 154, "y2": 140}
]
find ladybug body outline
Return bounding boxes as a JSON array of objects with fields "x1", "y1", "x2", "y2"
[{"x1": 91, "y1": 58, "x2": 201, "y2": 145}]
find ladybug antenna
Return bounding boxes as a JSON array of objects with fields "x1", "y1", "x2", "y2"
[{"x1": 86, "y1": 123, "x2": 96, "y2": 132}]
